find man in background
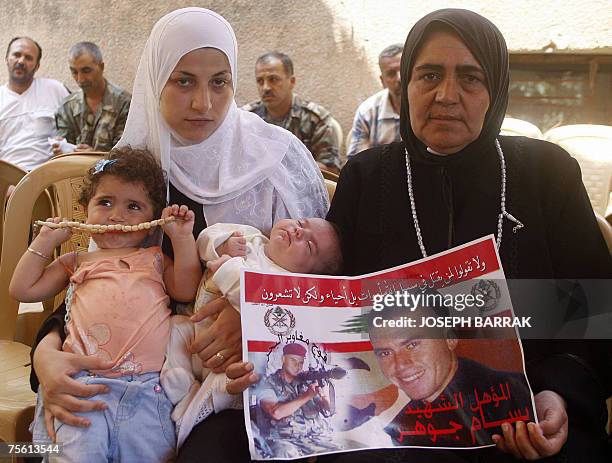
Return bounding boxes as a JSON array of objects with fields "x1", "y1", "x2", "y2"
[
  {"x1": 347, "y1": 44, "x2": 402, "y2": 158},
  {"x1": 243, "y1": 52, "x2": 341, "y2": 173},
  {"x1": 53, "y1": 41, "x2": 130, "y2": 155},
  {"x1": 0, "y1": 37, "x2": 68, "y2": 170}
]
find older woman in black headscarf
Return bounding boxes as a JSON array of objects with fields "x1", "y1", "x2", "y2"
[{"x1": 328, "y1": 8, "x2": 611, "y2": 463}]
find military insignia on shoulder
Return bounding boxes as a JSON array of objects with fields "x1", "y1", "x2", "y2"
[
  {"x1": 264, "y1": 305, "x2": 296, "y2": 336},
  {"x1": 304, "y1": 101, "x2": 330, "y2": 120}
]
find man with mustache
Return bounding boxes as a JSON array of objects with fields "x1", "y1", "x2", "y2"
[
  {"x1": 53, "y1": 42, "x2": 131, "y2": 155},
  {"x1": 243, "y1": 52, "x2": 341, "y2": 173},
  {"x1": 0, "y1": 37, "x2": 68, "y2": 170},
  {"x1": 347, "y1": 44, "x2": 402, "y2": 158}
]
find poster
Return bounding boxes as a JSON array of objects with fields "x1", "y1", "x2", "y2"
[{"x1": 241, "y1": 235, "x2": 537, "y2": 460}]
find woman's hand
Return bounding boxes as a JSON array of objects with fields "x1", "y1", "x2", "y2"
[
  {"x1": 34, "y1": 331, "x2": 114, "y2": 440},
  {"x1": 225, "y1": 361, "x2": 259, "y2": 394},
  {"x1": 492, "y1": 390, "x2": 568, "y2": 460},
  {"x1": 162, "y1": 204, "x2": 195, "y2": 241},
  {"x1": 190, "y1": 298, "x2": 241, "y2": 373}
]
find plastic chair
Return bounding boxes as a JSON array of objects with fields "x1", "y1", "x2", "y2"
[
  {"x1": 543, "y1": 125, "x2": 612, "y2": 216},
  {"x1": 500, "y1": 117, "x2": 543, "y2": 139},
  {"x1": 0, "y1": 160, "x2": 57, "y2": 355},
  {"x1": 328, "y1": 116, "x2": 344, "y2": 166},
  {"x1": 321, "y1": 169, "x2": 339, "y2": 182},
  {"x1": 0, "y1": 160, "x2": 27, "y2": 257},
  {"x1": 595, "y1": 213, "x2": 612, "y2": 257},
  {"x1": 0, "y1": 161, "x2": 56, "y2": 258},
  {"x1": 0, "y1": 153, "x2": 102, "y2": 446},
  {"x1": 325, "y1": 178, "x2": 336, "y2": 202}
]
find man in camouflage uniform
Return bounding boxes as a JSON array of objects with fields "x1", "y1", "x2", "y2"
[
  {"x1": 258, "y1": 343, "x2": 338, "y2": 458},
  {"x1": 53, "y1": 42, "x2": 130, "y2": 154},
  {"x1": 243, "y1": 52, "x2": 341, "y2": 173}
]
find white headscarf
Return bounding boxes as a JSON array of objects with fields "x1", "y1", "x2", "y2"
[{"x1": 117, "y1": 7, "x2": 328, "y2": 233}]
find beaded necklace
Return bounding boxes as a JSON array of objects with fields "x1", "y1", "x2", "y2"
[
  {"x1": 34, "y1": 216, "x2": 176, "y2": 234},
  {"x1": 405, "y1": 139, "x2": 523, "y2": 258}
]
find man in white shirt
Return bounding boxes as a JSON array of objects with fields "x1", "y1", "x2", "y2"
[
  {"x1": 347, "y1": 44, "x2": 402, "y2": 158},
  {"x1": 0, "y1": 37, "x2": 68, "y2": 171}
]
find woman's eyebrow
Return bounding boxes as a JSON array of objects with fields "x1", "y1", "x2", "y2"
[
  {"x1": 413, "y1": 63, "x2": 485, "y2": 76},
  {"x1": 413, "y1": 63, "x2": 444, "y2": 72},
  {"x1": 456, "y1": 64, "x2": 485, "y2": 76},
  {"x1": 172, "y1": 70, "x2": 197, "y2": 78},
  {"x1": 171, "y1": 70, "x2": 231, "y2": 79},
  {"x1": 212, "y1": 70, "x2": 231, "y2": 78}
]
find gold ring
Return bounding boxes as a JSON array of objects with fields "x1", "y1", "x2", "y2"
[{"x1": 215, "y1": 352, "x2": 225, "y2": 361}]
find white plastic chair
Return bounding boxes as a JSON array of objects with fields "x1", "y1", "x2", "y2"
[
  {"x1": 0, "y1": 153, "x2": 102, "y2": 446},
  {"x1": 500, "y1": 117, "x2": 543, "y2": 139},
  {"x1": 544, "y1": 125, "x2": 612, "y2": 216}
]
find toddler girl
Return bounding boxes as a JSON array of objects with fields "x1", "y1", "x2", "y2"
[{"x1": 10, "y1": 147, "x2": 202, "y2": 462}]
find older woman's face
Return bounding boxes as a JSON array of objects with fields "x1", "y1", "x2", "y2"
[
  {"x1": 160, "y1": 48, "x2": 233, "y2": 143},
  {"x1": 407, "y1": 30, "x2": 490, "y2": 154}
]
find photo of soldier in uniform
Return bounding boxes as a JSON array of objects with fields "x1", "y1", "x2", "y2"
[{"x1": 249, "y1": 342, "x2": 345, "y2": 458}]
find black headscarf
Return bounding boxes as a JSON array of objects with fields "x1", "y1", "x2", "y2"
[{"x1": 399, "y1": 9, "x2": 509, "y2": 158}]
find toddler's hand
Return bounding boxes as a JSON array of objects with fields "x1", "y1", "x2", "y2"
[
  {"x1": 162, "y1": 204, "x2": 195, "y2": 239},
  {"x1": 226, "y1": 362, "x2": 259, "y2": 394},
  {"x1": 216, "y1": 231, "x2": 247, "y2": 257},
  {"x1": 206, "y1": 255, "x2": 231, "y2": 275},
  {"x1": 37, "y1": 217, "x2": 73, "y2": 247}
]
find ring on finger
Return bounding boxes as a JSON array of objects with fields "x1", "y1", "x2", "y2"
[{"x1": 215, "y1": 352, "x2": 225, "y2": 362}]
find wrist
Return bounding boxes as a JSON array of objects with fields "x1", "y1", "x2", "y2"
[
  {"x1": 39, "y1": 330, "x2": 62, "y2": 350},
  {"x1": 29, "y1": 237, "x2": 59, "y2": 256},
  {"x1": 34, "y1": 331, "x2": 62, "y2": 369},
  {"x1": 541, "y1": 390, "x2": 567, "y2": 410},
  {"x1": 168, "y1": 233, "x2": 195, "y2": 244}
]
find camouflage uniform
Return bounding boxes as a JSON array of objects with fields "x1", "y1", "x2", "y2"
[
  {"x1": 242, "y1": 94, "x2": 341, "y2": 171},
  {"x1": 55, "y1": 80, "x2": 131, "y2": 152},
  {"x1": 257, "y1": 369, "x2": 337, "y2": 458}
]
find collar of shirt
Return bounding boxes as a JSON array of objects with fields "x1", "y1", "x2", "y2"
[
  {"x1": 288, "y1": 93, "x2": 302, "y2": 121},
  {"x1": 265, "y1": 93, "x2": 301, "y2": 123},
  {"x1": 378, "y1": 88, "x2": 400, "y2": 122},
  {"x1": 72, "y1": 79, "x2": 115, "y2": 117}
]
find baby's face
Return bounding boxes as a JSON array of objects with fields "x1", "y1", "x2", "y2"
[{"x1": 266, "y1": 218, "x2": 339, "y2": 274}]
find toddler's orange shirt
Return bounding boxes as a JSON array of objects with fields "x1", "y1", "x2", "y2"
[{"x1": 61, "y1": 247, "x2": 170, "y2": 377}]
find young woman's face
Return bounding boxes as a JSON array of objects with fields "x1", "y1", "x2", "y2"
[{"x1": 160, "y1": 48, "x2": 234, "y2": 143}]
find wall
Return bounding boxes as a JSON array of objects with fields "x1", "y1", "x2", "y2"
[{"x1": 1, "y1": 0, "x2": 610, "y2": 138}]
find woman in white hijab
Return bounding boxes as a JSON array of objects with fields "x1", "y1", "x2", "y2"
[
  {"x1": 29, "y1": 7, "x2": 329, "y2": 454},
  {"x1": 119, "y1": 7, "x2": 328, "y2": 233}
]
